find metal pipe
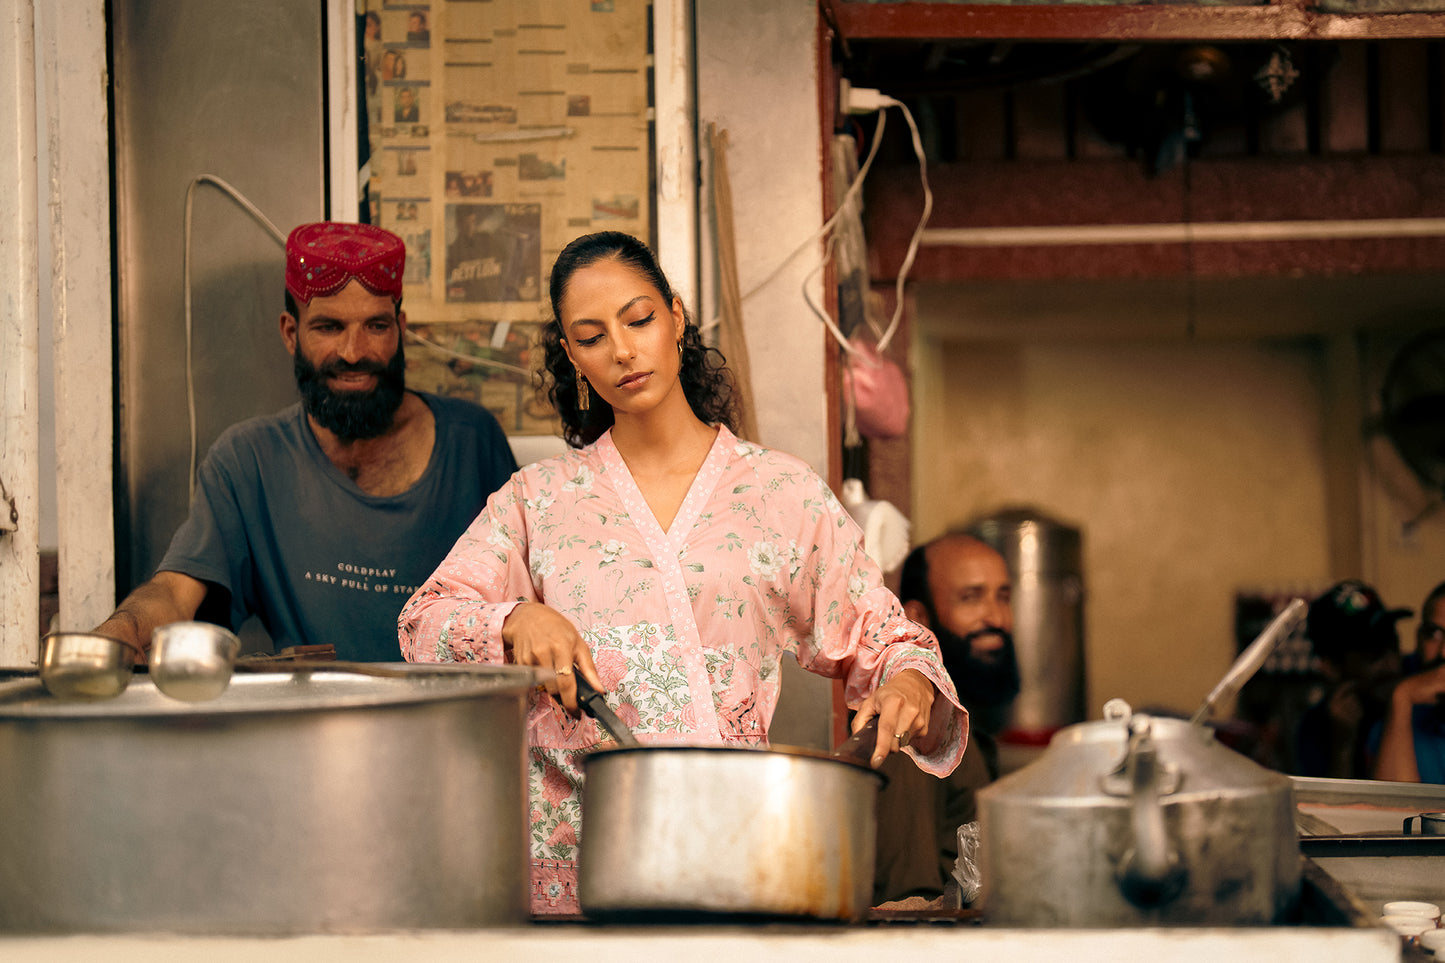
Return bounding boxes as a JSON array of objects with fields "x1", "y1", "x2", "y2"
[{"x1": 922, "y1": 217, "x2": 1445, "y2": 247}]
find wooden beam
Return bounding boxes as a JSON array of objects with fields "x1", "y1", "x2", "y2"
[
  {"x1": 830, "y1": 0, "x2": 1445, "y2": 42},
  {"x1": 864, "y1": 156, "x2": 1445, "y2": 280},
  {"x1": 40, "y1": 0, "x2": 116, "y2": 632},
  {"x1": 1, "y1": 0, "x2": 41, "y2": 664}
]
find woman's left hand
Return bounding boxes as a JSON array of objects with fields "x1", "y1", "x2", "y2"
[{"x1": 852, "y1": 668, "x2": 938, "y2": 769}]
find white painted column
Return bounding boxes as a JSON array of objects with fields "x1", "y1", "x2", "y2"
[
  {"x1": 327, "y1": 0, "x2": 358, "y2": 221},
  {"x1": 652, "y1": 0, "x2": 698, "y2": 314},
  {"x1": 36, "y1": 0, "x2": 116, "y2": 633},
  {"x1": 0, "y1": 0, "x2": 41, "y2": 663}
]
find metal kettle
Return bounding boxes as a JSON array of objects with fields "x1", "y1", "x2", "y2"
[{"x1": 977, "y1": 699, "x2": 1301, "y2": 926}]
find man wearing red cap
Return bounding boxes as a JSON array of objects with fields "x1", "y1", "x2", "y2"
[{"x1": 94, "y1": 222, "x2": 517, "y2": 661}]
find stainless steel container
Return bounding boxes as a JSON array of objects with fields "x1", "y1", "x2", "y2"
[
  {"x1": 1404, "y1": 811, "x2": 1445, "y2": 835},
  {"x1": 978, "y1": 704, "x2": 1300, "y2": 926},
  {"x1": 0, "y1": 666, "x2": 532, "y2": 933},
  {"x1": 579, "y1": 745, "x2": 883, "y2": 921},
  {"x1": 968, "y1": 508, "x2": 1085, "y2": 741}
]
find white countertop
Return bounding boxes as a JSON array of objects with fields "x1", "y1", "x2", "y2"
[{"x1": 0, "y1": 924, "x2": 1406, "y2": 963}]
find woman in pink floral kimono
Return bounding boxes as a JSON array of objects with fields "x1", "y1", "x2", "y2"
[{"x1": 398, "y1": 231, "x2": 967, "y2": 915}]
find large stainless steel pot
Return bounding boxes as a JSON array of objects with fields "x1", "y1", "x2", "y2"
[
  {"x1": 978, "y1": 700, "x2": 1300, "y2": 926},
  {"x1": 578, "y1": 744, "x2": 883, "y2": 921},
  {"x1": 0, "y1": 666, "x2": 532, "y2": 934}
]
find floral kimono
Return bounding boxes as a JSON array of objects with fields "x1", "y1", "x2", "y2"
[{"x1": 398, "y1": 425, "x2": 967, "y2": 915}]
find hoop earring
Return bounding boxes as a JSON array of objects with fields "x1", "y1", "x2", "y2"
[{"x1": 576, "y1": 369, "x2": 590, "y2": 412}]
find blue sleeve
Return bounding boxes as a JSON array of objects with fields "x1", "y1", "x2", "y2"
[{"x1": 155, "y1": 433, "x2": 256, "y2": 631}]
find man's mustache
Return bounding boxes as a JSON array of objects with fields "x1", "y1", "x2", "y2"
[
  {"x1": 961, "y1": 627, "x2": 1014, "y2": 662},
  {"x1": 317, "y1": 358, "x2": 388, "y2": 377}
]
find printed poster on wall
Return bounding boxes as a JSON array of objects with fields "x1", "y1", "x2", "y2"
[{"x1": 360, "y1": 0, "x2": 653, "y2": 435}]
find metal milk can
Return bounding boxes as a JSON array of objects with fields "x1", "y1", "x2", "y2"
[{"x1": 977, "y1": 699, "x2": 1300, "y2": 926}]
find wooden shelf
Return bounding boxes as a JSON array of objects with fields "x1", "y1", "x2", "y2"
[{"x1": 825, "y1": 0, "x2": 1445, "y2": 41}]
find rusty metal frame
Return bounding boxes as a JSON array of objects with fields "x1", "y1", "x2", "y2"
[{"x1": 824, "y1": 0, "x2": 1445, "y2": 42}]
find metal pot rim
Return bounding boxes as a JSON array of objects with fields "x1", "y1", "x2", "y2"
[
  {"x1": 581, "y1": 742, "x2": 887, "y2": 779},
  {"x1": 0, "y1": 664, "x2": 536, "y2": 719}
]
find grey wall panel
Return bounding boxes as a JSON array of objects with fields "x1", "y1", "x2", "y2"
[{"x1": 111, "y1": 0, "x2": 326, "y2": 591}]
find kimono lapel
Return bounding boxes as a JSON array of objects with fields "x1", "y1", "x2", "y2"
[{"x1": 596, "y1": 428, "x2": 734, "y2": 742}]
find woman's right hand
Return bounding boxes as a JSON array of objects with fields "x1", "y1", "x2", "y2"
[{"x1": 501, "y1": 601, "x2": 603, "y2": 713}]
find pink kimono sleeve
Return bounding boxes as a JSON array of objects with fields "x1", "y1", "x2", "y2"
[
  {"x1": 791, "y1": 499, "x2": 968, "y2": 777},
  {"x1": 397, "y1": 475, "x2": 535, "y2": 664}
]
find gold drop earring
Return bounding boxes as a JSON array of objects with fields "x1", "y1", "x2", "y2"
[{"x1": 576, "y1": 369, "x2": 590, "y2": 411}]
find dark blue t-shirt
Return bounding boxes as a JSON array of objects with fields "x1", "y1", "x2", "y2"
[{"x1": 158, "y1": 392, "x2": 517, "y2": 661}]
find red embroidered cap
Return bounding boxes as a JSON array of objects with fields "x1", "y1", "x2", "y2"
[{"x1": 285, "y1": 221, "x2": 406, "y2": 305}]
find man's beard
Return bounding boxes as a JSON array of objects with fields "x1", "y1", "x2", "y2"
[
  {"x1": 933, "y1": 621, "x2": 1022, "y2": 730},
  {"x1": 294, "y1": 340, "x2": 407, "y2": 441}
]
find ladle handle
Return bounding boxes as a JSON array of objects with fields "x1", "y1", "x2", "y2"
[
  {"x1": 575, "y1": 675, "x2": 641, "y2": 748},
  {"x1": 832, "y1": 717, "x2": 881, "y2": 765},
  {"x1": 1189, "y1": 597, "x2": 1307, "y2": 726}
]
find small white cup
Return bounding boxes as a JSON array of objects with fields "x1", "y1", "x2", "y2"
[
  {"x1": 1420, "y1": 929, "x2": 1445, "y2": 953},
  {"x1": 1384, "y1": 900, "x2": 1441, "y2": 920},
  {"x1": 1382, "y1": 914, "x2": 1434, "y2": 939}
]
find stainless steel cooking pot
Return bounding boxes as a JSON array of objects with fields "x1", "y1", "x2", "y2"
[
  {"x1": 578, "y1": 744, "x2": 884, "y2": 921},
  {"x1": 978, "y1": 699, "x2": 1300, "y2": 926},
  {"x1": 0, "y1": 665, "x2": 532, "y2": 934}
]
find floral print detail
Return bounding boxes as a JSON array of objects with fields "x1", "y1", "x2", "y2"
[
  {"x1": 397, "y1": 425, "x2": 966, "y2": 916},
  {"x1": 748, "y1": 541, "x2": 783, "y2": 578},
  {"x1": 848, "y1": 572, "x2": 871, "y2": 602},
  {"x1": 562, "y1": 465, "x2": 594, "y2": 493}
]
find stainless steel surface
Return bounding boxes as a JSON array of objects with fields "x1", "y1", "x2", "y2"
[
  {"x1": 37, "y1": 632, "x2": 138, "y2": 700},
  {"x1": 1293, "y1": 774, "x2": 1445, "y2": 811},
  {"x1": 1294, "y1": 776, "x2": 1445, "y2": 916},
  {"x1": 111, "y1": 0, "x2": 324, "y2": 616},
  {"x1": 1189, "y1": 598, "x2": 1307, "y2": 725},
  {"x1": 579, "y1": 745, "x2": 884, "y2": 921},
  {"x1": 979, "y1": 709, "x2": 1300, "y2": 926},
  {"x1": 967, "y1": 509, "x2": 1085, "y2": 737},
  {"x1": 150, "y1": 620, "x2": 240, "y2": 701},
  {"x1": 0, "y1": 667, "x2": 532, "y2": 933}
]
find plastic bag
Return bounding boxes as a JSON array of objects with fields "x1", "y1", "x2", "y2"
[
  {"x1": 952, "y1": 820, "x2": 983, "y2": 907},
  {"x1": 842, "y1": 337, "x2": 909, "y2": 440}
]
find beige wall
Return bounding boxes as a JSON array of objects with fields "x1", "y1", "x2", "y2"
[
  {"x1": 911, "y1": 335, "x2": 1341, "y2": 717},
  {"x1": 907, "y1": 271, "x2": 1445, "y2": 720}
]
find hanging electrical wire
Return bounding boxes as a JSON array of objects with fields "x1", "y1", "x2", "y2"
[
  {"x1": 182, "y1": 175, "x2": 286, "y2": 501},
  {"x1": 720, "y1": 88, "x2": 931, "y2": 364}
]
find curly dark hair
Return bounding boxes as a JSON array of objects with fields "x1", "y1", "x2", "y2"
[{"x1": 538, "y1": 231, "x2": 738, "y2": 448}]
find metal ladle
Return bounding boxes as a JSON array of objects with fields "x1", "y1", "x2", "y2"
[
  {"x1": 148, "y1": 620, "x2": 532, "y2": 702},
  {"x1": 1189, "y1": 597, "x2": 1308, "y2": 726}
]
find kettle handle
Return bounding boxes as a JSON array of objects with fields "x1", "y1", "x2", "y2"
[{"x1": 1106, "y1": 716, "x2": 1188, "y2": 908}]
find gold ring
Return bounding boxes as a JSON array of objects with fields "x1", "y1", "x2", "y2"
[
  {"x1": 555, "y1": 666, "x2": 573, "y2": 676},
  {"x1": 895, "y1": 731, "x2": 910, "y2": 748}
]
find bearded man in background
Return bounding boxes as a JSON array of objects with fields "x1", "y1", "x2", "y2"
[{"x1": 872, "y1": 532, "x2": 1020, "y2": 905}]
